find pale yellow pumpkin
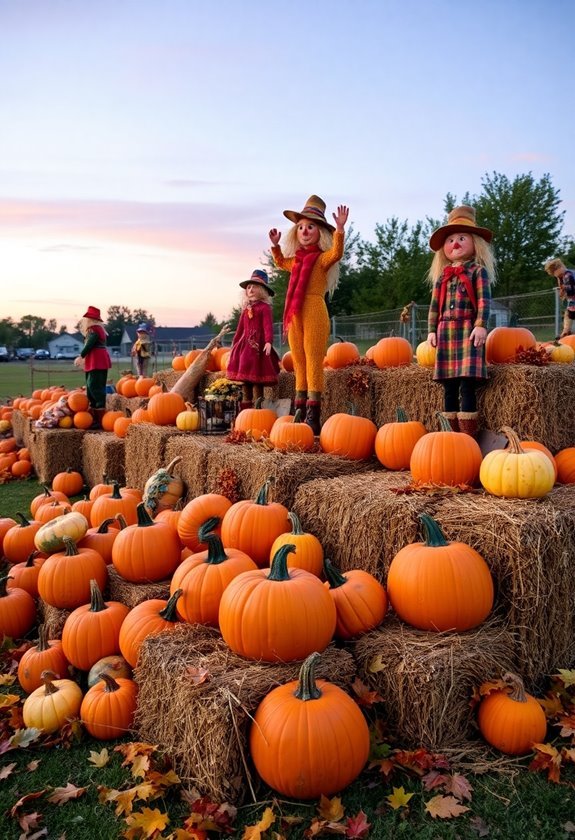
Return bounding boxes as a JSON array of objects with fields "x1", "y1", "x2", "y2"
[
  {"x1": 34, "y1": 511, "x2": 90, "y2": 554},
  {"x1": 176, "y1": 402, "x2": 201, "y2": 432},
  {"x1": 22, "y1": 671, "x2": 83, "y2": 733},
  {"x1": 415, "y1": 341, "x2": 436, "y2": 368},
  {"x1": 480, "y1": 426, "x2": 556, "y2": 499},
  {"x1": 547, "y1": 341, "x2": 575, "y2": 364}
]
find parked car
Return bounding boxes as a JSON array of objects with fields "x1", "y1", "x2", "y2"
[
  {"x1": 55, "y1": 352, "x2": 78, "y2": 360},
  {"x1": 34, "y1": 349, "x2": 50, "y2": 360},
  {"x1": 0, "y1": 346, "x2": 10, "y2": 362},
  {"x1": 16, "y1": 348, "x2": 35, "y2": 360}
]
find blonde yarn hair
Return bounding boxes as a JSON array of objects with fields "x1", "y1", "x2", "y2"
[
  {"x1": 544, "y1": 258, "x2": 566, "y2": 275},
  {"x1": 239, "y1": 284, "x2": 273, "y2": 309},
  {"x1": 282, "y1": 223, "x2": 341, "y2": 297},
  {"x1": 427, "y1": 234, "x2": 497, "y2": 285},
  {"x1": 79, "y1": 316, "x2": 105, "y2": 337}
]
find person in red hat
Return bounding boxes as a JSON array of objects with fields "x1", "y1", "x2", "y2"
[
  {"x1": 426, "y1": 206, "x2": 496, "y2": 438},
  {"x1": 226, "y1": 270, "x2": 280, "y2": 408},
  {"x1": 269, "y1": 195, "x2": 349, "y2": 435},
  {"x1": 74, "y1": 305, "x2": 112, "y2": 425}
]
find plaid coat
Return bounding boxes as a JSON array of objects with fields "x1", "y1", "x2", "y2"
[{"x1": 428, "y1": 261, "x2": 491, "y2": 381}]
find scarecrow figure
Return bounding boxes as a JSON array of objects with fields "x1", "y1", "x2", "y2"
[{"x1": 74, "y1": 305, "x2": 112, "y2": 426}]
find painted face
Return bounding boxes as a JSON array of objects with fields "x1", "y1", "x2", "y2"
[
  {"x1": 245, "y1": 283, "x2": 262, "y2": 300},
  {"x1": 443, "y1": 232, "x2": 475, "y2": 263},
  {"x1": 297, "y1": 220, "x2": 321, "y2": 248}
]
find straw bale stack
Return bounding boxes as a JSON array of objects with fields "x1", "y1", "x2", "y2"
[
  {"x1": 107, "y1": 566, "x2": 171, "y2": 608},
  {"x1": 164, "y1": 434, "x2": 226, "y2": 501},
  {"x1": 372, "y1": 366, "x2": 443, "y2": 429},
  {"x1": 10, "y1": 409, "x2": 28, "y2": 446},
  {"x1": 104, "y1": 394, "x2": 149, "y2": 414},
  {"x1": 206, "y1": 443, "x2": 377, "y2": 510},
  {"x1": 134, "y1": 624, "x2": 356, "y2": 803},
  {"x1": 322, "y1": 366, "x2": 376, "y2": 422},
  {"x1": 154, "y1": 369, "x2": 184, "y2": 390},
  {"x1": 82, "y1": 432, "x2": 126, "y2": 488},
  {"x1": 28, "y1": 428, "x2": 86, "y2": 484},
  {"x1": 124, "y1": 424, "x2": 185, "y2": 490},
  {"x1": 354, "y1": 617, "x2": 516, "y2": 749},
  {"x1": 37, "y1": 600, "x2": 70, "y2": 640}
]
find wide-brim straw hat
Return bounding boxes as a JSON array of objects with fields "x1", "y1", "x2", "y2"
[
  {"x1": 429, "y1": 205, "x2": 493, "y2": 252},
  {"x1": 239, "y1": 269, "x2": 275, "y2": 296},
  {"x1": 82, "y1": 305, "x2": 103, "y2": 321},
  {"x1": 283, "y1": 194, "x2": 335, "y2": 233}
]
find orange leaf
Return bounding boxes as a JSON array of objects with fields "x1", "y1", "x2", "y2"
[
  {"x1": 124, "y1": 806, "x2": 170, "y2": 837},
  {"x1": 529, "y1": 743, "x2": 562, "y2": 783},
  {"x1": 185, "y1": 666, "x2": 210, "y2": 685},
  {"x1": 539, "y1": 695, "x2": 566, "y2": 718},
  {"x1": 350, "y1": 677, "x2": 383, "y2": 707},
  {"x1": 0, "y1": 762, "x2": 15, "y2": 780},
  {"x1": 46, "y1": 782, "x2": 87, "y2": 805},
  {"x1": 557, "y1": 714, "x2": 575, "y2": 739},
  {"x1": 318, "y1": 794, "x2": 344, "y2": 822},
  {"x1": 242, "y1": 806, "x2": 275, "y2": 840},
  {"x1": 425, "y1": 794, "x2": 470, "y2": 819},
  {"x1": 478, "y1": 679, "x2": 508, "y2": 697}
]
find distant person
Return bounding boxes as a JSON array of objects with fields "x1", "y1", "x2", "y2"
[
  {"x1": 426, "y1": 206, "x2": 496, "y2": 438},
  {"x1": 226, "y1": 270, "x2": 280, "y2": 409},
  {"x1": 544, "y1": 258, "x2": 575, "y2": 337},
  {"x1": 74, "y1": 305, "x2": 111, "y2": 426},
  {"x1": 269, "y1": 195, "x2": 348, "y2": 435},
  {"x1": 131, "y1": 323, "x2": 152, "y2": 376}
]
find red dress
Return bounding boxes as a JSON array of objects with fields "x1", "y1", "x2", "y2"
[{"x1": 226, "y1": 301, "x2": 280, "y2": 384}]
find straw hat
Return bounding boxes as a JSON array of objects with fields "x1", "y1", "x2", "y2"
[
  {"x1": 239, "y1": 269, "x2": 275, "y2": 296},
  {"x1": 283, "y1": 194, "x2": 335, "y2": 233},
  {"x1": 82, "y1": 305, "x2": 103, "y2": 321},
  {"x1": 429, "y1": 205, "x2": 493, "y2": 252}
]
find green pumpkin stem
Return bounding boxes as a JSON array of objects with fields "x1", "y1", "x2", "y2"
[
  {"x1": 97, "y1": 517, "x2": 118, "y2": 534},
  {"x1": 436, "y1": 412, "x2": 456, "y2": 433},
  {"x1": 323, "y1": 557, "x2": 348, "y2": 589},
  {"x1": 396, "y1": 407, "x2": 408, "y2": 422},
  {"x1": 267, "y1": 543, "x2": 296, "y2": 581},
  {"x1": 255, "y1": 480, "x2": 273, "y2": 506},
  {"x1": 500, "y1": 426, "x2": 525, "y2": 455},
  {"x1": 502, "y1": 672, "x2": 527, "y2": 703},
  {"x1": 293, "y1": 408, "x2": 303, "y2": 423},
  {"x1": 88, "y1": 579, "x2": 107, "y2": 612},
  {"x1": 294, "y1": 652, "x2": 323, "y2": 701},
  {"x1": 198, "y1": 516, "x2": 221, "y2": 542},
  {"x1": 203, "y1": 533, "x2": 231, "y2": 565},
  {"x1": 62, "y1": 536, "x2": 80, "y2": 556},
  {"x1": 136, "y1": 503, "x2": 155, "y2": 528},
  {"x1": 15, "y1": 512, "x2": 32, "y2": 527},
  {"x1": 419, "y1": 513, "x2": 449, "y2": 547},
  {"x1": 287, "y1": 511, "x2": 305, "y2": 535},
  {"x1": 159, "y1": 588, "x2": 183, "y2": 622}
]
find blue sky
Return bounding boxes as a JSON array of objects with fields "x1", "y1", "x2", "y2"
[{"x1": 1, "y1": 0, "x2": 573, "y2": 329}]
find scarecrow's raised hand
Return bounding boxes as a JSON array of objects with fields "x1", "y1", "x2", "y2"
[
  {"x1": 269, "y1": 228, "x2": 281, "y2": 246},
  {"x1": 333, "y1": 205, "x2": 349, "y2": 231}
]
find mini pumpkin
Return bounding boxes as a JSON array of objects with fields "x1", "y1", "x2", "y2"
[
  {"x1": 23, "y1": 670, "x2": 83, "y2": 734},
  {"x1": 477, "y1": 672, "x2": 547, "y2": 755}
]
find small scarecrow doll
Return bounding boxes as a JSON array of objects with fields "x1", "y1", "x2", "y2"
[
  {"x1": 74, "y1": 305, "x2": 112, "y2": 424},
  {"x1": 226, "y1": 269, "x2": 280, "y2": 409},
  {"x1": 427, "y1": 205, "x2": 496, "y2": 438},
  {"x1": 131, "y1": 322, "x2": 152, "y2": 376},
  {"x1": 269, "y1": 195, "x2": 348, "y2": 435}
]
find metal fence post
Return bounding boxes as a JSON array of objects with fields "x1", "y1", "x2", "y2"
[
  {"x1": 331, "y1": 316, "x2": 336, "y2": 342},
  {"x1": 410, "y1": 304, "x2": 418, "y2": 348},
  {"x1": 555, "y1": 287, "x2": 561, "y2": 338}
]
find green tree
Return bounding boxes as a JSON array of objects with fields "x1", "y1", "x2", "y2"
[
  {"x1": 198, "y1": 312, "x2": 219, "y2": 331},
  {"x1": 105, "y1": 306, "x2": 155, "y2": 346},
  {"x1": 0, "y1": 318, "x2": 23, "y2": 349}
]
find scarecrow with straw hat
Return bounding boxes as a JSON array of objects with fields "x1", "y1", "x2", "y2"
[
  {"x1": 426, "y1": 205, "x2": 496, "y2": 439},
  {"x1": 269, "y1": 195, "x2": 349, "y2": 435},
  {"x1": 74, "y1": 305, "x2": 112, "y2": 427},
  {"x1": 226, "y1": 269, "x2": 280, "y2": 408},
  {"x1": 131, "y1": 322, "x2": 153, "y2": 376}
]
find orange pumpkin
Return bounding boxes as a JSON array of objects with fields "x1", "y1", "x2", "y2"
[
  {"x1": 374, "y1": 407, "x2": 427, "y2": 470},
  {"x1": 323, "y1": 557, "x2": 387, "y2": 640},
  {"x1": 234, "y1": 398, "x2": 277, "y2": 441},
  {"x1": 18, "y1": 624, "x2": 69, "y2": 694},
  {"x1": 90, "y1": 483, "x2": 139, "y2": 527},
  {"x1": 73, "y1": 411, "x2": 94, "y2": 430},
  {"x1": 555, "y1": 447, "x2": 575, "y2": 484},
  {"x1": 3, "y1": 513, "x2": 43, "y2": 564},
  {"x1": 319, "y1": 408, "x2": 377, "y2": 460},
  {"x1": 111, "y1": 503, "x2": 182, "y2": 583},
  {"x1": 269, "y1": 410, "x2": 315, "y2": 453},
  {"x1": 177, "y1": 493, "x2": 232, "y2": 552},
  {"x1": 119, "y1": 589, "x2": 183, "y2": 667},
  {"x1": 52, "y1": 468, "x2": 84, "y2": 497},
  {"x1": 67, "y1": 391, "x2": 89, "y2": 413},
  {"x1": 485, "y1": 326, "x2": 537, "y2": 363},
  {"x1": 37, "y1": 536, "x2": 108, "y2": 609},
  {"x1": 134, "y1": 376, "x2": 156, "y2": 397},
  {"x1": 80, "y1": 673, "x2": 138, "y2": 740},
  {"x1": 147, "y1": 391, "x2": 186, "y2": 426},
  {"x1": 281, "y1": 351, "x2": 294, "y2": 372},
  {"x1": 101, "y1": 411, "x2": 124, "y2": 432},
  {"x1": 220, "y1": 480, "x2": 290, "y2": 567},
  {"x1": 61, "y1": 580, "x2": 130, "y2": 671},
  {"x1": 410, "y1": 412, "x2": 482, "y2": 486},
  {"x1": 171, "y1": 355, "x2": 186, "y2": 371},
  {"x1": 7, "y1": 550, "x2": 46, "y2": 598},
  {"x1": 268, "y1": 511, "x2": 323, "y2": 577},
  {"x1": 372, "y1": 336, "x2": 413, "y2": 369},
  {"x1": 0, "y1": 574, "x2": 36, "y2": 639},
  {"x1": 477, "y1": 672, "x2": 547, "y2": 755},
  {"x1": 325, "y1": 337, "x2": 360, "y2": 369}
]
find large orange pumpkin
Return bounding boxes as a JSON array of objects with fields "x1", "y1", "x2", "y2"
[
  {"x1": 0, "y1": 574, "x2": 36, "y2": 640},
  {"x1": 372, "y1": 336, "x2": 413, "y2": 369},
  {"x1": 3, "y1": 513, "x2": 43, "y2": 564},
  {"x1": 219, "y1": 544, "x2": 337, "y2": 662},
  {"x1": 374, "y1": 407, "x2": 427, "y2": 470},
  {"x1": 147, "y1": 390, "x2": 186, "y2": 426},
  {"x1": 220, "y1": 480, "x2": 290, "y2": 567},
  {"x1": 485, "y1": 326, "x2": 537, "y2": 363},
  {"x1": 250, "y1": 651, "x2": 370, "y2": 799},
  {"x1": 111, "y1": 503, "x2": 181, "y2": 583},
  {"x1": 177, "y1": 493, "x2": 232, "y2": 552},
  {"x1": 319, "y1": 408, "x2": 377, "y2": 460},
  {"x1": 61, "y1": 579, "x2": 130, "y2": 671},
  {"x1": 386, "y1": 513, "x2": 494, "y2": 632},
  {"x1": 409, "y1": 412, "x2": 482, "y2": 486},
  {"x1": 90, "y1": 483, "x2": 139, "y2": 528},
  {"x1": 269, "y1": 410, "x2": 315, "y2": 453},
  {"x1": 555, "y1": 447, "x2": 575, "y2": 484},
  {"x1": 37, "y1": 536, "x2": 108, "y2": 610},
  {"x1": 477, "y1": 672, "x2": 547, "y2": 755}
]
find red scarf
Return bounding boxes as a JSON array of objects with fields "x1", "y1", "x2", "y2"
[
  {"x1": 283, "y1": 246, "x2": 322, "y2": 335},
  {"x1": 437, "y1": 264, "x2": 477, "y2": 316}
]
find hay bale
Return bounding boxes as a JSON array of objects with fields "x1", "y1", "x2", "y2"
[
  {"x1": 354, "y1": 617, "x2": 516, "y2": 749},
  {"x1": 322, "y1": 366, "x2": 376, "y2": 422},
  {"x1": 10, "y1": 409, "x2": 28, "y2": 446},
  {"x1": 37, "y1": 599, "x2": 70, "y2": 640},
  {"x1": 164, "y1": 434, "x2": 224, "y2": 501},
  {"x1": 82, "y1": 432, "x2": 126, "y2": 488},
  {"x1": 155, "y1": 369, "x2": 183, "y2": 390},
  {"x1": 134, "y1": 623, "x2": 356, "y2": 803},
  {"x1": 28, "y1": 428, "x2": 86, "y2": 484},
  {"x1": 124, "y1": 424, "x2": 185, "y2": 490},
  {"x1": 104, "y1": 394, "x2": 149, "y2": 414},
  {"x1": 107, "y1": 567, "x2": 171, "y2": 608},
  {"x1": 206, "y1": 444, "x2": 377, "y2": 510},
  {"x1": 372, "y1": 366, "x2": 443, "y2": 429}
]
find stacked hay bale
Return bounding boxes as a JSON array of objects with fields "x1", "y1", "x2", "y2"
[
  {"x1": 123, "y1": 424, "x2": 186, "y2": 489},
  {"x1": 81, "y1": 432, "x2": 126, "y2": 487},
  {"x1": 28, "y1": 428, "x2": 86, "y2": 484}
]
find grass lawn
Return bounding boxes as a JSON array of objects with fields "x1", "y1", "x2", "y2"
[{"x1": 1, "y1": 483, "x2": 575, "y2": 838}]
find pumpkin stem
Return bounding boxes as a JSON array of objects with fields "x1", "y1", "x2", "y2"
[
  {"x1": 396, "y1": 407, "x2": 408, "y2": 423},
  {"x1": 136, "y1": 502, "x2": 156, "y2": 528},
  {"x1": 97, "y1": 517, "x2": 117, "y2": 534},
  {"x1": 254, "y1": 396, "x2": 264, "y2": 409},
  {"x1": 287, "y1": 511, "x2": 305, "y2": 536},
  {"x1": 436, "y1": 412, "x2": 456, "y2": 433},
  {"x1": 323, "y1": 557, "x2": 348, "y2": 589},
  {"x1": 62, "y1": 536, "x2": 80, "y2": 556},
  {"x1": 502, "y1": 671, "x2": 527, "y2": 703},
  {"x1": 115, "y1": 514, "x2": 128, "y2": 530},
  {"x1": 99, "y1": 672, "x2": 122, "y2": 693},
  {"x1": 109, "y1": 482, "x2": 123, "y2": 500},
  {"x1": 88, "y1": 579, "x2": 108, "y2": 612},
  {"x1": 294, "y1": 652, "x2": 323, "y2": 701},
  {"x1": 203, "y1": 533, "x2": 230, "y2": 565},
  {"x1": 346, "y1": 402, "x2": 358, "y2": 416},
  {"x1": 254, "y1": 480, "x2": 273, "y2": 506},
  {"x1": 500, "y1": 426, "x2": 525, "y2": 455},
  {"x1": 25, "y1": 551, "x2": 40, "y2": 568},
  {"x1": 40, "y1": 670, "x2": 59, "y2": 695},
  {"x1": 419, "y1": 513, "x2": 450, "y2": 547},
  {"x1": 159, "y1": 588, "x2": 183, "y2": 622},
  {"x1": 164, "y1": 457, "x2": 182, "y2": 475},
  {"x1": 267, "y1": 543, "x2": 296, "y2": 581},
  {"x1": 198, "y1": 516, "x2": 221, "y2": 542},
  {"x1": 293, "y1": 408, "x2": 303, "y2": 424},
  {"x1": 15, "y1": 512, "x2": 32, "y2": 527}
]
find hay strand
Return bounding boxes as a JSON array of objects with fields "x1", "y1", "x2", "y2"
[{"x1": 107, "y1": 566, "x2": 171, "y2": 608}]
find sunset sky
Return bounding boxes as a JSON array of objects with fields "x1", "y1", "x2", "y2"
[{"x1": 1, "y1": 0, "x2": 574, "y2": 332}]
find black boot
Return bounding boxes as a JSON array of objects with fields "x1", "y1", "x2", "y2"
[
  {"x1": 294, "y1": 398, "x2": 307, "y2": 421},
  {"x1": 305, "y1": 400, "x2": 321, "y2": 436}
]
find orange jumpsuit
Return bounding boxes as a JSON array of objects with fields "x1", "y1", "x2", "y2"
[{"x1": 272, "y1": 230, "x2": 344, "y2": 393}]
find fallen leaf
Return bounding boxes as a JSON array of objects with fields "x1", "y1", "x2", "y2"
[
  {"x1": 367, "y1": 655, "x2": 385, "y2": 674},
  {"x1": 46, "y1": 783, "x2": 87, "y2": 805},
  {"x1": 425, "y1": 794, "x2": 470, "y2": 819},
  {"x1": 422, "y1": 770, "x2": 449, "y2": 791},
  {"x1": 10, "y1": 789, "x2": 48, "y2": 818},
  {"x1": 0, "y1": 762, "x2": 15, "y2": 780},
  {"x1": 555, "y1": 670, "x2": 575, "y2": 688},
  {"x1": 529, "y1": 742, "x2": 562, "y2": 783},
  {"x1": 184, "y1": 666, "x2": 210, "y2": 685},
  {"x1": 9, "y1": 727, "x2": 41, "y2": 749},
  {"x1": 539, "y1": 695, "x2": 566, "y2": 718},
  {"x1": 88, "y1": 748, "x2": 110, "y2": 767},
  {"x1": 0, "y1": 693, "x2": 20, "y2": 708},
  {"x1": 124, "y1": 806, "x2": 170, "y2": 837},
  {"x1": 386, "y1": 786, "x2": 414, "y2": 810},
  {"x1": 17, "y1": 810, "x2": 44, "y2": 835},
  {"x1": 564, "y1": 821, "x2": 575, "y2": 834},
  {"x1": 318, "y1": 794, "x2": 344, "y2": 822},
  {"x1": 350, "y1": 677, "x2": 383, "y2": 707},
  {"x1": 557, "y1": 714, "x2": 575, "y2": 739},
  {"x1": 345, "y1": 810, "x2": 371, "y2": 838},
  {"x1": 445, "y1": 773, "x2": 473, "y2": 802},
  {"x1": 0, "y1": 674, "x2": 16, "y2": 685},
  {"x1": 242, "y1": 806, "x2": 275, "y2": 840},
  {"x1": 470, "y1": 815, "x2": 490, "y2": 836},
  {"x1": 27, "y1": 759, "x2": 41, "y2": 771}
]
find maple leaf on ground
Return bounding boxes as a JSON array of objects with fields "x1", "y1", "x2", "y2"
[
  {"x1": 0, "y1": 761, "x2": 15, "y2": 779},
  {"x1": 555, "y1": 670, "x2": 575, "y2": 688},
  {"x1": 115, "y1": 741, "x2": 158, "y2": 765},
  {"x1": 422, "y1": 770, "x2": 449, "y2": 791},
  {"x1": 46, "y1": 782, "x2": 87, "y2": 805},
  {"x1": 350, "y1": 677, "x2": 383, "y2": 707},
  {"x1": 0, "y1": 693, "x2": 20, "y2": 709},
  {"x1": 529, "y1": 742, "x2": 562, "y2": 783},
  {"x1": 345, "y1": 810, "x2": 371, "y2": 839},
  {"x1": 145, "y1": 768, "x2": 181, "y2": 790},
  {"x1": 124, "y1": 806, "x2": 170, "y2": 837},
  {"x1": 386, "y1": 786, "x2": 414, "y2": 810},
  {"x1": 16, "y1": 809, "x2": 44, "y2": 835},
  {"x1": 242, "y1": 806, "x2": 275, "y2": 840},
  {"x1": 557, "y1": 714, "x2": 575, "y2": 739},
  {"x1": 539, "y1": 694, "x2": 567, "y2": 719},
  {"x1": 88, "y1": 748, "x2": 110, "y2": 767},
  {"x1": 394, "y1": 748, "x2": 450, "y2": 776},
  {"x1": 8, "y1": 727, "x2": 41, "y2": 750},
  {"x1": 185, "y1": 796, "x2": 237, "y2": 833},
  {"x1": 0, "y1": 674, "x2": 16, "y2": 685},
  {"x1": 561, "y1": 747, "x2": 575, "y2": 764},
  {"x1": 305, "y1": 817, "x2": 346, "y2": 837},
  {"x1": 9, "y1": 788, "x2": 48, "y2": 819},
  {"x1": 425, "y1": 794, "x2": 470, "y2": 819},
  {"x1": 318, "y1": 794, "x2": 344, "y2": 822},
  {"x1": 445, "y1": 773, "x2": 474, "y2": 802}
]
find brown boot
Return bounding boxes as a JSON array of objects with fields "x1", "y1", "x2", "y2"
[
  {"x1": 305, "y1": 400, "x2": 321, "y2": 436},
  {"x1": 457, "y1": 411, "x2": 479, "y2": 438},
  {"x1": 294, "y1": 398, "x2": 307, "y2": 421},
  {"x1": 91, "y1": 408, "x2": 107, "y2": 429},
  {"x1": 442, "y1": 411, "x2": 459, "y2": 432}
]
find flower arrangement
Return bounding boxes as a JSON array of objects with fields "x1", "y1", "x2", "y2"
[{"x1": 204, "y1": 378, "x2": 243, "y2": 401}]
